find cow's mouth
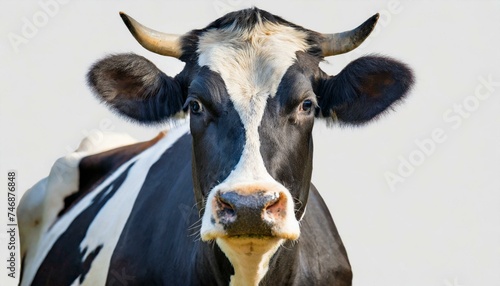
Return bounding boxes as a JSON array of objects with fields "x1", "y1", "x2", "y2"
[
  {"x1": 223, "y1": 229, "x2": 300, "y2": 241},
  {"x1": 217, "y1": 236, "x2": 283, "y2": 247},
  {"x1": 216, "y1": 236, "x2": 284, "y2": 262},
  {"x1": 227, "y1": 234, "x2": 274, "y2": 239},
  {"x1": 201, "y1": 227, "x2": 300, "y2": 242}
]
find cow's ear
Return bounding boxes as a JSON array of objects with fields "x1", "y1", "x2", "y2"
[
  {"x1": 317, "y1": 55, "x2": 414, "y2": 125},
  {"x1": 87, "y1": 53, "x2": 186, "y2": 124}
]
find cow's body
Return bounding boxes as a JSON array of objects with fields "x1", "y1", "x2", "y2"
[
  {"x1": 19, "y1": 8, "x2": 413, "y2": 286},
  {"x1": 20, "y1": 125, "x2": 350, "y2": 285}
]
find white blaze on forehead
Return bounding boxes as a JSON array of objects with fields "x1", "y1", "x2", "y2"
[
  {"x1": 197, "y1": 19, "x2": 309, "y2": 120},
  {"x1": 197, "y1": 18, "x2": 310, "y2": 182}
]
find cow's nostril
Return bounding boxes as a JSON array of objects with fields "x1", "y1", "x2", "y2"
[
  {"x1": 265, "y1": 192, "x2": 285, "y2": 216},
  {"x1": 264, "y1": 193, "x2": 280, "y2": 209},
  {"x1": 217, "y1": 195, "x2": 234, "y2": 213}
]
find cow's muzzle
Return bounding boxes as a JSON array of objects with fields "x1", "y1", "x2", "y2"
[
  {"x1": 215, "y1": 190, "x2": 287, "y2": 237},
  {"x1": 200, "y1": 182, "x2": 300, "y2": 241}
]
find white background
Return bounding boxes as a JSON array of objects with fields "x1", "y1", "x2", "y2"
[{"x1": 1, "y1": 1, "x2": 499, "y2": 285}]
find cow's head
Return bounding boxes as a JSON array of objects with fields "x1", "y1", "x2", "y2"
[{"x1": 87, "y1": 8, "x2": 413, "y2": 283}]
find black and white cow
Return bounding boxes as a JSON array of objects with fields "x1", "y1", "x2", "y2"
[{"x1": 19, "y1": 8, "x2": 413, "y2": 286}]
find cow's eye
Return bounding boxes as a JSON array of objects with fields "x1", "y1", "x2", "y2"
[
  {"x1": 189, "y1": 100, "x2": 203, "y2": 114},
  {"x1": 300, "y1": 99, "x2": 313, "y2": 113}
]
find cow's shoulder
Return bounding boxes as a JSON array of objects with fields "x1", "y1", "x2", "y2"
[
  {"x1": 63, "y1": 131, "x2": 168, "y2": 217},
  {"x1": 20, "y1": 125, "x2": 197, "y2": 285},
  {"x1": 18, "y1": 131, "x2": 140, "y2": 259},
  {"x1": 292, "y1": 185, "x2": 352, "y2": 285}
]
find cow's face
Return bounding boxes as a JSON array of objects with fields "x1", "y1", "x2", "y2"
[
  {"x1": 190, "y1": 19, "x2": 320, "y2": 243},
  {"x1": 87, "y1": 7, "x2": 413, "y2": 283}
]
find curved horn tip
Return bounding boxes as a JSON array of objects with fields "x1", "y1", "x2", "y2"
[
  {"x1": 119, "y1": 11, "x2": 129, "y2": 22},
  {"x1": 368, "y1": 13, "x2": 380, "y2": 27},
  {"x1": 116, "y1": 12, "x2": 182, "y2": 58},
  {"x1": 320, "y1": 13, "x2": 381, "y2": 57},
  {"x1": 119, "y1": 12, "x2": 136, "y2": 31}
]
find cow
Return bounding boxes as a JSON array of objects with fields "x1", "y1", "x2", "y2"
[{"x1": 18, "y1": 7, "x2": 414, "y2": 286}]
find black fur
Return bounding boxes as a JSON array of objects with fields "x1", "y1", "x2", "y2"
[
  {"x1": 259, "y1": 53, "x2": 321, "y2": 220},
  {"x1": 188, "y1": 68, "x2": 246, "y2": 206}
]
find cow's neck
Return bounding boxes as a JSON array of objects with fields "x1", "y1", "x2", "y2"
[
  {"x1": 195, "y1": 234, "x2": 302, "y2": 285},
  {"x1": 216, "y1": 237, "x2": 283, "y2": 286}
]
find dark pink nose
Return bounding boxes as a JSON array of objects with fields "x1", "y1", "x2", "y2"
[{"x1": 215, "y1": 191, "x2": 287, "y2": 237}]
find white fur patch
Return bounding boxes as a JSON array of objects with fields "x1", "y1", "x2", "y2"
[
  {"x1": 20, "y1": 125, "x2": 189, "y2": 286},
  {"x1": 197, "y1": 14, "x2": 309, "y2": 285},
  {"x1": 217, "y1": 237, "x2": 283, "y2": 286}
]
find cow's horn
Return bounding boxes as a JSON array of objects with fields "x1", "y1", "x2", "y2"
[
  {"x1": 320, "y1": 13, "x2": 379, "y2": 57},
  {"x1": 119, "y1": 12, "x2": 182, "y2": 58}
]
